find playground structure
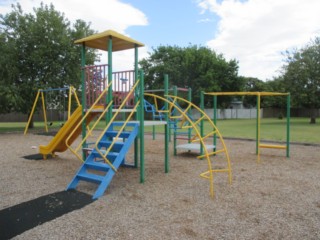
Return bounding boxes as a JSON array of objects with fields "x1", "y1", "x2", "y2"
[
  {"x1": 203, "y1": 92, "x2": 290, "y2": 162},
  {"x1": 24, "y1": 28, "x2": 292, "y2": 200},
  {"x1": 24, "y1": 86, "x2": 80, "y2": 134},
  {"x1": 144, "y1": 86, "x2": 194, "y2": 147},
  {"x1": 144, "y1": 92, "x2": 232, "y2": 197},
  {"x1": 29, "y1": 29, "x2": 232, "y2": 199}
]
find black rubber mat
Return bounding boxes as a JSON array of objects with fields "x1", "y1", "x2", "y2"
[
  {"x1": 22, "y1": 153, "x2": 52, "y2": 160},
  {"x1": 0, "y1": 190, "x2": 94, "y2": 239}
]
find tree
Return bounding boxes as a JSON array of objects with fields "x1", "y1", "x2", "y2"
[
  {"x1": 241, "y1": 77, "x2": 267, "y2": 108},
  {"x1": 139, "y1": 45, "x2": 243, "y2": 106},
  {"x1": 0, "y1": 3, "x2": 98, "y2": 120},
  {"x1": 282, "y1": 37, "x2": 320, "y2": 124}
]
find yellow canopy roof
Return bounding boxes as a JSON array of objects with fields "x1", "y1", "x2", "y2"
[{"x1": 74, "y1": 30, "x2": 144, "y2": 52}]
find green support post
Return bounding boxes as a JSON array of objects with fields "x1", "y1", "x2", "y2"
[
  {"x1": 200, "y1": 91, "x2": 204, "y2": 156},
  {"x1": 173, "y1": 127, "x2": 177, "y2": 156},
  {"x1": 134, "y1": 45, "x2": 139, "y2": 168},
  {"x1": 139, "y1": 70, "x2": 145, "y2": 183},
  {"x1": 256, "y1": 94, "x2": 260, "y2": 154},
  {"x1": 286, "y1": 94, "x2": 290, "y2": 158},
  {"x1": 152, "y1": 125, "x2": 156, "y2": 140},
  {"x1": 173, "y1": 86, "x2": 177, "y2": 154},
  {"x1": 107, "y1": 36, "x2": 113, "y2": 124},
  {"x1": 164, "y1": 74, "x2": 169, "y2": 173},
  {"x1": 188, "y1": 88, "x2": 192, "y2": 143},
  {"x1": 81, "y1": 43, "x2": 87, "y2": 160},
  {"x1": 213, "y1": 95, "x2": 217, "y2": 150}
]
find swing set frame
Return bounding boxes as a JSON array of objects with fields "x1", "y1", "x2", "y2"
[{"x1": 24, "y1": 86, "x2": 81, "y2": 134}]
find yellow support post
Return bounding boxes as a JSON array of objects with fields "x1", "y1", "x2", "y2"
[
  {"x1": 24, "y1": 90, "x2": 49, "y2": 135},
  {"x1": 68, "y1": 86, "x2": 72, "y2": 119},
  {"x1": 41, "y1": 91, "x2": 48, "y2": 133},
  {"x1": 257, "y1": 93, "x2": 261, "y2": 162}
]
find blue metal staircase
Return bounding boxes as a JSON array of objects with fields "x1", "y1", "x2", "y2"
[{"x1": 66, "y1": 122, "x2": 139, "y2": 200}]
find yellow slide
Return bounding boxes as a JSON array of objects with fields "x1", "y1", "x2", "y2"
[{"x1": 39, "y1": 105, "x2": 99, "y2": 159}]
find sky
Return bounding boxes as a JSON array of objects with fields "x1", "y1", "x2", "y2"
[{"x1": 1, "y1": 0, "x2": 320, "y2": 81}]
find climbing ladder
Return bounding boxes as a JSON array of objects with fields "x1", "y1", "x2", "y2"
[
  {"x1": 143, "y1": 99, "x2": 164, "y2": 120},
  {"x1": 144, "y1": 93, "x2": 232, "y2": 198},
  {"x1": 66, "y1": 122, "x2": 139, "y2": 199},
  {"x1": 66, "y1": 79, "x2": 141, "y2": 199},
  {"x1": 166, "y1": 97, "x2": 196, "y2": 154}
]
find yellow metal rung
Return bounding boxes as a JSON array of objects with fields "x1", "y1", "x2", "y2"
[
  {"x1": 191, "y1": 131, "x2": 217, "y2": 142},
  {"x1": 203, "y1": 131, "x2": 217, "y2": 140},
  {"x1": 200, "y1": 172, "x2": 211, "y2": 179},
  {"x1": 170, "y1": 115, "x2": 183, "y2": 119},
  {"x1": 157, "y1": 110, "x2": 170, "y2": 113},
  {"x1": 182, "y1": 125, "x2": 192, "y2": 129},
  {"x1": 183, "y1": 104, "x2": 192, "y2": 114},
  {"x1": 191, "y1": 138, "x2": 200, "y2": 142},
  {"x1": 197, "y1": 149, "x2": 226, "y2": 159},
  {"x1": 259, "y1": 144, "x2": 287, "y2": 149},
  {"x1": 193, "y1": 115, "x2": 205, "y2": 125},
  {"x1": 190, "y1": 135, "x2": 199, "y2": 142},
  {"x1": 200, "y1": 168, "x2": 230, "y2": 179}
]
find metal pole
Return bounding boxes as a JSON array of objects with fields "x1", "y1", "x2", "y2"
[
  {"x1": 286, "y1": 94, "x2": 290, "y2": 157},
  {"x1": 41, "y1": 92, "x2": 48, "y2": 133},
  {"x1": 107, "y1": 36, "x2": 113, "y2": 124},
  {"x1": 134, "y1": 45, "x2": 139, "y2": 168},
  {"x1": 164, "y1": 74, "x2": 169, "y2": 173},
  {"x1": 188, "y1": 88, "x2": 192, "y2": 143},
  {"x1": 24, "y1": 91, "x2": 38, "y2": 135},
  {"x1": 213, "y1": 95, "x2": 217, "y2": 150},
  {"x1": 81, "y1": 43, "x2": 86, "y2": 160},
  {"x1": 68, "y1": 86, "x2": 72, "y2": 119},
  {"x1": 200, "y1": 91, "x2": 204, "y2": 156},
  {"x1": 139, "y1": 70, "x2": 145, "y2": 182},
  {"x1": 256, "y1": 94, "x2": 261, "y2": 159},
  {"x1": 172, "y1": 85, "x2": 177, "y2": 154}
]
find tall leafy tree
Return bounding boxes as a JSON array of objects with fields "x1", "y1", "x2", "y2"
[
  {"x1": 0, "y1": 3, "x2": 98, "y2": 119},
  {"x1": 139, "y1": 45, "x2": 242, "y2": 106},
  {"x1": 282, "y1": 37, "x2": 320, "y2": 123},
  {"x1": 241, "y1": 77, "x2": 265, "y2": 107}
]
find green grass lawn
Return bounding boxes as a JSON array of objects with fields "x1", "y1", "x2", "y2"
[
  {"x1": 1, "y1": 118, "x2": 319, "y2": 144},
  {"x1": 211, "y1": 118, "x2": 319, "y2": 144}
]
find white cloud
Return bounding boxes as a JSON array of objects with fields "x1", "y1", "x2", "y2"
[
  {"x1": 1, "y1": 0, "x2": 148, "y2": 33},
  {"x1": 1, "y1": 0, "x2": 148, "y2": 71},
  {"x1": 198, "y1": 0, "x2": 320, "y2": 80}
]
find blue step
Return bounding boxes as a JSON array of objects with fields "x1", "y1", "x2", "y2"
[
  {"x1": 98, "y1": 141, "x2": 125, "y2": 152},
  {"x1": 104, "y1": 130, "x2": 131, "y2": 138},
  {"x1": 85, "y1": 161, "x2": 111, "y2": 171},
  {"x1": 77, "y1": 172, "x2": 104, "y2": 184},
  {"x1": 91, "y1": 150, "x2": 119, "y2": 161},
  {"x1": 66, "y1": 122, "x2": 139, "y2": 199}
]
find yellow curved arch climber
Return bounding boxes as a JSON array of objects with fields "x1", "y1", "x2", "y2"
[{"x1": 145, "y1": 93, "x2": 232, "y2": 198}]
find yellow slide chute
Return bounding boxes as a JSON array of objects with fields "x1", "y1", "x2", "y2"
[{"x1": 39, "y1": 105, "x2": 101, "y2": 159}]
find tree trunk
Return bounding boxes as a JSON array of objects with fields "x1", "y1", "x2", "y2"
[
  {"x1": 310, "y1": 109, "x2": 316, "y2": 124},
  {"x1": 310, "y1": 117, "x2": 316, "y2": 124}
]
